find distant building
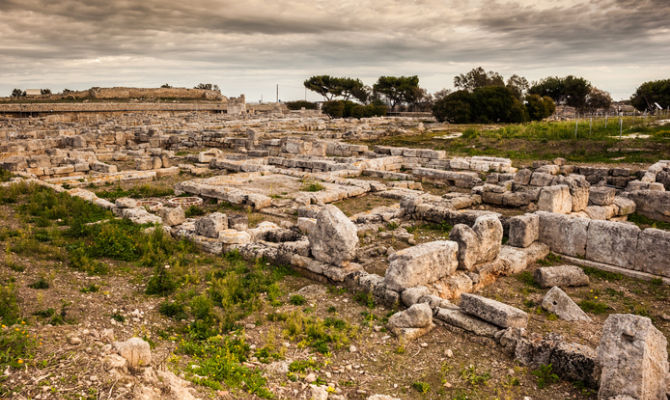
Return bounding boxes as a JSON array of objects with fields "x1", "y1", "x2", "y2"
[{"x1": 24, "y1": 89, "x2": 41, "y2": 96}]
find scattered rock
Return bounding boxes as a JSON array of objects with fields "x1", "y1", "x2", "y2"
[
  {"x1": 309, "y1": 205, "x2": 359, "y2": 266},
  {"x1": 534, "y1": 265, "x2": 589, "y2": 288},
  {"x1": 597, "y1": 314, "x2": 668, "y2": 400},
  {"x1": 113, "y1": 337, "x2": 152, "y2": 370},
  {"x1": 541, "y1": 286, "x2": 591, "y2": 322},
  {"x1": 459, "y1": 293, "x2": 528, "y2": 329}
]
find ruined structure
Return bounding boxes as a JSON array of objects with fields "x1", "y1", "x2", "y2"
[{"x1": 1, "y1": 108, "x2": 669, "y2": 399}]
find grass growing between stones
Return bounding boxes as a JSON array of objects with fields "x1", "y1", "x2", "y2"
[
  {"x1": 354, "y1": 117, "x2": 670, "y2": 164},
  {"x1": 627, "y1": 213, "x2": 670, "y2": 231}
]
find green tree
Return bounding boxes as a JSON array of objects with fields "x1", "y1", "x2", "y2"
[
  {"x1": 194, "y1": 83, "x2": 220, "y2": 92},
  {"x1": 585, "y1": 88, "x2": 612, "y2": 112},
  {"x1": 631, "y1": 79, "x2": 670, "y2": 111},
  {"x1": 10, "y1": 89, "x2": 24, "y2": 97},
  {"x1": 433, "y1": 86, "x2": 527, "y2": 123},
  {"x1": 40, "y1": 89, "x2": 51, "y2": 95},
  {"x1": 161, "y1": 83, "x2": 172, "y2": 88},
  {"x1": 506, "y1": 74, "x2": 529, "y2": 100},
  {"x1": 529, "y1": 75, "x2": 592, "y2": 110},
  {"x1": 454, "y1": 67, "x2": 504, "y2": 91},
  {"x1": 303, "y1": 75, "x2": 342, "y2": 101},
  {"x1": 525, "y1": 94, "x2": 556, "y2": 121},
  {"x1": 372, "y1": 75, "x2": 420, "y2": 109},
  {"x1": 432, "y1": 90, "x2": 473, "y2": 123}
]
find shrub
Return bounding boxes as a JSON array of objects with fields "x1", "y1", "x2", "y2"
[
  {"x1": 412, "y1": 381, "x2": 431, "y2": 393},
  {"x1": 289, "y1": 295, "x2": 307, "y2": 306},
  {"x1": 0, "y1": 284, "x2": 21, "y2": 325},
  {"x1": 433, "y1": 86, "x2": 527, "y2": 123},
  {"x1": 159, "y1": 300, "x2": 187, "y2": 320},
  {"x1": 27, "y1": 277, "x2": 49, "y2": 290},
  {"x1": 145, "y1": 265, "x2": 177, "y2": 296},
  {"x1": 185, "y1": 205, "x2": 205, "y2": 218},
  {"x1": 285, "y1": 100, "x2": 317, "y2": 110},
  {"x1": 321, "y1": 100, "x2": 387, "y2": 119},
  {"x1": 578, "y1": 299, "x2": 610, "y2": 314},
  {"x1": 532, "y1": 363, "x2": 560, "y2": 388}
]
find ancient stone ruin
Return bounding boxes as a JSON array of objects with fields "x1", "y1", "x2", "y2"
[{"x1": 1, "y1": 109, "x2": 669, "y2": 399}]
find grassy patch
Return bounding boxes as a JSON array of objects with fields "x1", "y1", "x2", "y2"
[
  {"x1": 184, "y1": 205, "x2": 206, "y2": 218},
  {"x1": 412, "y1": 381, "x2": 431, "y2": 393},
  {"x1": 578, "y1": 299, "x2": 610, "y2": 314},
  {"x1": 628, "y1": 213, "x2": 670, "y2": 231},
  {"x1": 0, "y1": 284, "x2": 21, "y2": 325},
  {"x1": 300, "y1": 182, "x2": 325, "y2": 192},
  {"x1": 531, "y1": 363, "x2": 560, "y2": 389},
  {"x1": 289, "y1": 294, "x2": 307, "y2": 306},
  {"x1": 95, "y1": 184, "x2": 174, "y2": 201},
  {"x1": 177, "y1": 334, "x2": 273, "y2": 398},
  {"x1": 582, "y1": 266, "x2": 623, "y2": 281}
]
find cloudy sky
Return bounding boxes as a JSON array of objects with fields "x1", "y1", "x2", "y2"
[{"x1": 1, "y1": 0, "x2": 669, "y2": 101}]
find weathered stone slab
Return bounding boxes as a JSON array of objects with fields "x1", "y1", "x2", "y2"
[
  {"x1": 597, "y1": 314, "x2": 668, "y2": 400},
  {"x1": 537, "y1": 185, "x2": 572, "y2": 214},
  {"x1": 635, "y1": 228, "x2": 670, "y2": 277},
  {"x1": 589, "y1": 186, "x2": 615, "y2": 206},
  {"x1": 508, "y1": 213, "x2": 539, "y2": 248},
  {"x1": 195, "y1": 212, "x2": 228, "y2": 238},
  {"x1": 435, "y1": 307, "x2": 501, "y2": 337},
  {"x1": 585, "y1": 220, "x2": 640, "y2": 269},
  {"x1": 400, "y1": 286, "x2": 431, "y2": 307},
  {"x1": 384, "y1": 240, "x2": 458, "y2": 291},
  {"x1": 459, "y1": 293, "x2": 528, "y2": 329},
  {"x1": 536, "y1": 211, "x2": 589, "y2": 257},
  {"x1": 308, "y1": 205, "x2": 358, "y2": 266},
  {"x1": 534, "y1": 265, "x2": 589, "y2": 288},
  {"x1": 541, "y1": 286, "x2": 591, "y2": 322}
]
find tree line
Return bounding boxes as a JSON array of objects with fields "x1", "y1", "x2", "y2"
[{"x1": 302, "y1": 69, "x2": 670, "y2": 122}]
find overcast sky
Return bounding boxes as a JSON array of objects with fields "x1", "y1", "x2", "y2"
[{"x1": 1, "y1": 0, "x2": 669, "y2": 101}]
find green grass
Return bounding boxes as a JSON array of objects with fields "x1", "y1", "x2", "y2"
[
  {"x1": 578, "y1": 299, "x2": 610, "y2": 314},
  {"x1": 532, "y1": 364, "x2": 560, "y2": 389},
  {"x1": 0, "y1": 169, "x2": 12, "y2": 182},
  {"x1": 27, "y1": 277, "x2": 49, "y2": 290},
  {"x1": 184, "y1": 205, "x2": 206, "y2": 218},
  {"x1": 300, "y1": 182, "x2": 325, "y2": 192},
  {"x1": 289, "y1": 294, "x2": 307, "y2": 306},
  {"x1": 0, "y1": 323, "x2": 34, "y2": 372},
  {"x1": 95, "y1": 184, "x2": 174, "y2": 201},
  {"x1": 628, "y1": 213, "x2": 670, "y2": 231},
  {"x1": 177, "y1": 334, "x2": 273, "y2": 398},
  {"x1": 582, "y1": 266, "x2": 623, "y2": 281},
  {"x1": 412, "y1": 381, "x2": 431, "y2": 393},
  {"x1": 0, "y1": 284, "x2": 21, "y2": 325}
]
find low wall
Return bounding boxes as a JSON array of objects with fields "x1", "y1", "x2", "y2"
[
  {"x1": 0, "y1": 102, "x2": 228, "y2": 114},
  {"x1": 535, "y1": 211, "x2": 670, "y2": 278}
]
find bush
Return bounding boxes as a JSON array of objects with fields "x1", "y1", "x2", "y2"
[
  {"x1": 145, "y1": 264, "x2": 177, "y2": 296},
  {"x1": 285, "y1": 100, "x2": 317, "y2": 110},
  {"x1": 433, "y1": 86, "x2": 528, "y2": 123},
  {"x1": 0, "y1": 284, "x2": 21, "y2": 325},
  {"x1": 321, "y1": 100, "x2": 387, "y2": 119}
]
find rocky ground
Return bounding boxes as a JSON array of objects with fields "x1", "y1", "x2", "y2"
[{"x1": 0, "y1": 178, "x2": 667, "y2": 400}]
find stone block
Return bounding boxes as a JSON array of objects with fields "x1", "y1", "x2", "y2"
[
  {"x1": 308, "y1": 205, "x2": 358, "y2": 266},
  {"x1": 635, "y1": 228, "x2": 670, "y2": 277},
  {"x1": 534, "y1": 265, "x2": 589, "y2": 288},
  {"x1": 158, "y1": 206, "x2": 185, "y2": 227},
  {"x1": 585, "y1": 220, "x2": 640, "y2": 269},
  {"x1": 537, "y1": 212, "x2": 589, "y2": 257},
  {"x1": 508, "y1": 214, "x2": 539, "y2": 248},
  {"x1": 537, "y1": 185, "x2": 572, "y2": 214},
  {"x1": 435, "y1": 307, "x2": 501, "y2": 337},
  {"x1": 589, "y1": 186, "x2": 615, "y2": 206},
  {"x1": 384, "y1": 240, "x2": 458, "y2": 291},
  {"x1": 400, "y1": 286, "x2": 431, "y2": 307},
  {"x1": 195, "y1": 212, "x2": 228, "y2": 238},
  {"x1": 541, "y1": 286, "x2": 591, "y2": 322},
  {"x1": 459, "y1": 293, "x2": 528, "y2": 329},
  {"x1": 597, "y1": 314, "x2": 668, "y2": 400}
]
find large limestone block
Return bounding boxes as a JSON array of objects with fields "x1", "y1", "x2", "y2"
[
  {"x1": 537, "y1": 185, "x2": 572, "y2": 214},
  {"x1": 534, "y1": 265, "x2": 589, "y2": 288},
  {"x1": 448, "y1": 224, "x2": 479, "y2": 271},
  {"x1": 308, "y1": 205, "x2": 358, "y2": 266},
  {"x1": 384, "y1": 240, "x2": 458, "y2": 291},
  {"x1": 158, "y1": 206, "x2": 185, "y2": 227},
  {"x1": 597, "y1": 314, "x2": 668, "y2": 400},
  {"x1": 625, "y1": 190, "x2": 670, "y2": 223},
  {"x1": 220, "y1": 229, "x2": 251, "y2": 244},
  {"x1": 635, "y1": 228, "x2": 670, "y2": 277},
  {"x1": 589, "y1": 186, "x2": 615, "y2": 206},
  {"x1": 585, "y1": 220, "x2": 640, "y2": 269},
  {"x1": 541, "y1": 286, "x2": 591, "y2": 322},
  {"x1": 387, "y1": 303, "x2": 433, "y2": 329},
  {"x1": 459, "y1": 293, "x2": 528, "y2": 329},
  {"x1": 195, "y1": 212, "x2": 228, "y2": 239},
  {"x1": 536, "y1": 212, "x2": 589, "y2": 257},
  {"x1": 508, "y1": 214, "x2": 539, "y2": 248},
  {"x1": 474, "y1": 215, "x2": 503, "y2": 262},
  {"x1": 448, "y1": 215, "x2": 503, "y2": 271},
  {"x1": 435, "y1": 307, "x2": 501, "y2": 337}
]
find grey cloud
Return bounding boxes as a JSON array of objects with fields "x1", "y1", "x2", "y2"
[{"x1": 0, "y1": 0, "x2": 668, "y2": 99}]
